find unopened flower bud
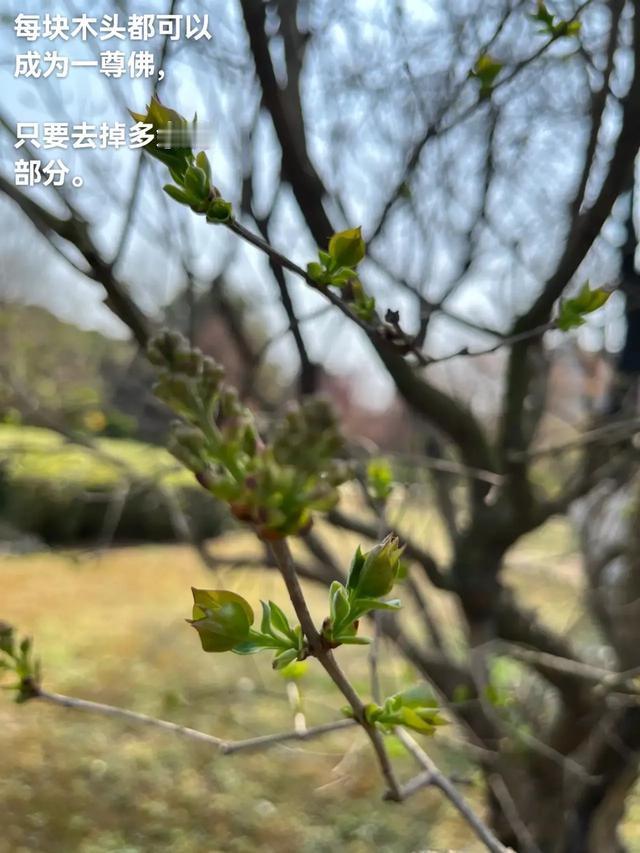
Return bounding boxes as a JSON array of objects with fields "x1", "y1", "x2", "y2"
[
  {"x1": 168, "y1": 429, "x2": 206, "y2": 473},
  {"x1": 347, "y1": 534, "x2": 405, "y2": 598},
  {"x1": 147, "y1": 330, "x2": 190, "y2": 369},
  {"x1": 173, "y1": 348, "x2": 204, "y2": 377},
  {"x1": 172, "y1": 423, "x2": 206, "y2": 453},
  {"x1": 200, "y1": 357, "x2": 225, "y2": 397},
  {"x1": 153, "y1": 372, "x2": 196, "y2": 418},
  {"x1": 219, "y1": 388, "x2": 242, "y2": 419}
]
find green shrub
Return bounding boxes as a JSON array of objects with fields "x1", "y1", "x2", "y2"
[{"x1": 0, "y1": 426, "x2": 228, "y2": 546}]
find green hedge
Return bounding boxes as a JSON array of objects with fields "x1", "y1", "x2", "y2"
[{"x1": 0, "y1": 427, "x2": 228, "y2": 546}]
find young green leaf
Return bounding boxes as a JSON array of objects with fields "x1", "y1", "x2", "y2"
[
  {"x1": 530, "y1": 2, "x2": 581, "y2": 38},
  {"x1": 272, "y1": 648, "x2": 300, "y2": 670},
  {"x1": 232, "y1": 638, "x2": 273, "y2": 655},
  {"x1": 349, "y1": 597, "x2": 402, "y2": 621},
  {"x1": 472, "y1": 54, "x2": 503, "y2": 97},
  {"x1": 129, "y1": 97, "x2": 193, "y2": 175},
  {"x1": 329, "y1": 583, "x2": 352, "y2": 634},
  {"x1": 345, "y1": 545, "x2": 366, "y2": 593},
  {"x1": 328, "y1": 227, "x2": 366, "y2": 269},
  {"x1": 329, "y1": 268, "x2": 358, "y2": 287},
  {"x1": 557, "y1": 283, "x2": 611, "y2": 331},
  {"x1": 188, "y1": 588, "x2": 254, "y2": 652},
  {"x1": 334, "y1": 634, "x2": 371, "y2": 646},
  {"x1": 532, "y1": 1, "x2": 555, "y2": 28},
  {"x1": 163, "y1": 184, "x2": 195, "y2": 206},
  {"x1": 365, "y1": 687, "x2": 447, "y2": 735},
  {"x1": 260, "y1": 600, "x2": 272, "y2": 635},
  {"x1": 268, "y1": 601, "x2": 298, "y2": 643}
]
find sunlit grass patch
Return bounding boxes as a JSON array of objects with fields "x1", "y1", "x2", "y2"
[
  {"x1": 0, "y1": 517, "x2": 614, "y2": 853},
  {"x1": 1, "y1": 538, "x2": 488, "y2": 852}
]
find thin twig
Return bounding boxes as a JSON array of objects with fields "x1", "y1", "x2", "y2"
[
  {"x1": 508, "y1": 417, "x2": 640, "y2": 461},
  {"x1": 368, "y1": 0, "x2": 596, "y2": 244},
  {"x1": 488, "y1": 773, "x2": 542, "y2": 853},
  {"x1": 422, "y1": 322, "x2": 555, "y2": 367},
  {"x1": 227, "y1": 218, "x2": 381, "y2": 339},
  {"x1": 368, "y1": 507, "x2": 388, "y2": 704},
  {"x1": 395, "y1": 728, "x2": 511, "y2": 852},
  {"x1": 34, "y1": 688, "x2": 356, "y2": 754},
  {"x1": 221, "y1": 718, "x2": 356, "y2": 754},
  {"x1": 505, "y1": 645, "x2": 640, "y2": 697},
  {"x1": 267, "y1": 538, "x2": 403, "y2": 800},
  {"x1": 226, "y1": 218, "x2": 428, "y2": 365},
  {"x1": 36, "y1": 689, "x2": 224, "y2": 747}
]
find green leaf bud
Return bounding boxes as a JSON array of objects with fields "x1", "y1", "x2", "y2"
[
  {"x1": 184, "y1": 165, "x2": 209, "y2": 201},
  {"x1": 472, "y1": 54, "x2": 503, "y2": 98},
  {"x1": 347, "y1": 534, "x2": 405, "y2": 598},
  {"x1": 195, "y1": 150, "x2": 212, "y2": 184},
  {"x1": 306, "y1": 261, "x2": 327, "y2": 284},
  {"x1": 219, "y1": 387, "x2": 242, "y2": 419},
  {"x1": 329, "y1": 582, "x2": 351, "y2": 634},
  {"x1": 206, "y1": 199, "x2": 233, "y2": 223}
]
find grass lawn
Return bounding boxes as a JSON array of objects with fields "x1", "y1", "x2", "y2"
[{"x1": 1, "y1": 521, "x2": 639, "y2": 852}]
